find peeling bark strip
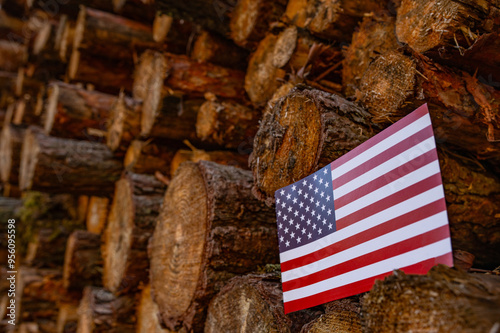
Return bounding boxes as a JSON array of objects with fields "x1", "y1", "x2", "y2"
[
  {"x1": 0, "y1": 124, "x2": 25, "y2": 184},
  {"x1": 205, "y1": 273, "x2": 322, "y2": 333},
  {"x1": 62, "y1": 230, "x2": 102, "y2": 291},
  {"x1": 359, "y1": 51, "x2": 500, "y2": 163},
  {"x1": 284, "y1": 0, "x2": 386, "y2": 41},
  {"x1": 250, "y1": 86, "x2": 375, "y2": 205},
  {"x1": 102, "y1": 172, "x2": 166, "y2": 293},
  {"x1": 43, "y1": 81, "x2": 116, "y2": 140},
  {"x1": 362, "y1": 265, "x2": 500, "y2": 332},
  {"x1": 76, "y1": 287, "x2": 136, "y2": 333},
  {"x1": 19, "y1": 126, "x2": 122, "y2": 194},
  {"x1": 149, "y1": 161, "x2": 279, "y2": 332}
]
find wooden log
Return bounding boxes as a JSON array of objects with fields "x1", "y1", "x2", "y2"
[
  {"x1": 30, "y1": 11, "x2": 67, "y2": 64},
  {"x1": 196, "y1": 93, "x2": 260, "y2": 149},
  {"x1": 229, "y1": 0, "x2": 288, "y2": 49},
  {"x1": 11, "y1": 95, "x2": 42, "y2": 126},
  {"x1": 85, "y1": 196, "x2": 109, "y2": 235},
  {"x1": 133, "y1": 50, "x2": 246, "y2": 115},
  {"x1": 24, "y1": 228, "x2": 68, "y2": 268},
  {"x1": 396, "y1": 0, "x2": 500, "y2": 83},
  {"x1": 191, "y1": 30, "x2": 249, "y2": 70},
  {"x1": 0, "y1": 124, "x2": 25, "y2": 184},
  {"x1": 73, "y1": 6, "x2": 161, "y2": 62},
  {"x1": 361, "y1": 265, "x2": 500, "y2": 332},
  {"x1": 283, "y1": 0, "x2": 386, "y2": 41},
  {"x1": 245, "y1": 26, "x2": 342, "y2": 106},
  {"x1": 205, "y1": 272, "x2": 323, "y2": 333},
  {"x1": 170, "y1": 147, "x2": 250, "y2": 175},
  {"x1": 19, "y1": 126, "x2": 122, "y2": 195},
  {"x1": 136, "y1": 284, "x2": 169, "y2": 333},
  {"x1": 152, "y1": 13, "x2": 194, "y2": 54},
  {"x1": 62, "y1": 230, "x2": 102, "y2": 291},
  {"x1": 439, "y1": 150, "x2": 500, "y2": 269},
  {"x1": 105, "y1": 91, "x2": 142, "y2": 152},
  {"x1": 68, "y1": 50, "x2": 134, "y2": 94},
  {"x1": 300, "y1": 298, "x2": 361, "y2": 333},
  {"x1": 102, "y1": 172, "x2": 165, "y2": 293},
  {"x1": 342, "y1": 11, "x2": 399, "y2": 98},
  {"x1": 76, "y1": 287, "x2": 136, "y2": 333},
  {"x1": 124, "y1": 139, "x2": 179, "y2": 178},
  {"x1": 156, "y1": 0, "x2": 234, "y2": 36},
  {"x1": 56, "y1": 302, "x2": 78, "y2": 333},
  {"x1": 43, "y1": 81, "x2": 115, "y2": 140},
  {"x1": 359, "y1": 51, "x2": 500, "y2": 163},
  {"x1": 0, "y1": 40, "x2": 28, "y2": 72},
  {"x1": 149, "y1": 161, "x2": 279, "y2": 331},
  {"x1": 250, "y1": 86, "x2": 376, "y2": 205},
  {"x1": 0, "y1": 9, "x2": 30, "y2": 42}
]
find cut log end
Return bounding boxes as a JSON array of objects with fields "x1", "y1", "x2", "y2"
[
  {"x1": 0, "y1": 125, "x2": 14, "y2": 183},
  {"x1": 229, "y1": 0, "x2": 261, "y2": 47},
  {"x1": 152, "y1": 13, "x2": 173, "y2": 43},
  {"x1": 86, "y1": 196, "x2": 109, "y2": 234},
  {"x1": 102, "y1": 178, "x2": 134, "y2": 293},
  {"x1": 360, "y1": 51, "x2": 417, "y2": 124},
  {"x1": 43, "y1": 83, "x2": 59, "y2": 134},
  {"x1": 150, "y1": 161, "x2": 207, "y2": 329},
  {"x1": 251, "y1": 89, "x2": 321, "y2": 202},
  {"x1": 19, "y1": 128, "x2": 40, "y2": 191},
  {"x1": 137, "y1": 285, "x2": 168, "y2": 333}
]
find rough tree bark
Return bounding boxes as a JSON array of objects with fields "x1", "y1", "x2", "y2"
[
  {"x1": 76, "y1": 287, "x2": 136, "y2": 333},
  {"x1": 196, "y1": 93, "x2": 260, "y2": 149},
  {"x1": 149, "y1": 161, "x2": 279, "y2": 331},
  {"x1": 102, "y1": 172, "x2": 166, "y2": 293},
  {"x1": 43, "y1": 81, "x2": 115, "y2": 140},
  {"x1": 62, "y1": 230, "x2": 102, "y2": 291},
  {"x1": 205, "y1": 272, "x2": 323, "y2": 333},
  {"x1": 250, "y1": 86, "x2": 376, "y2": 205},
  {"x1": 361, "y1": 265, "x2": 500, "y2": 332},
  {"x1": 19, "y1": 126, "x2": 123, "y2": 194}
]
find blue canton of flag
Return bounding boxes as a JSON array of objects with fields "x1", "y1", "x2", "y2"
[{"x1": 276, "y1": 165, "x2": 336, "y2": 252}]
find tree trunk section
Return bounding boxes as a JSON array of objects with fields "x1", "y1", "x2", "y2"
[
  {"x1": 205, "y1": 272, "x2": 323, "y2": 333},
  {"x1": 191, "y1": 31, "x2": 249, "y2": 70},
  {"x1": 361, "y1": 265, "x2": 500, "y2": 332},
  {"x1": 62, "y1": 230, "x2": 102, "y2": 291},
  {"x1": 73, "y1": 6, "x2": 161, "y2": 62},
  {"x1": 359, "y1": 51, "x2": 500, "y2": 165},
  {"x1": 105, "y1": 92, "x2": 142, "y2": 152},
  {"x1": 102, "y1": 172, "x2": 166, "y2": 293},
  {"x1": 284, "y1": 0, "x2": 386, "y2": 41},
  {"x1": 0, "y1": 124, "x2": 25, "y2": 184},
  {"x1": 229, "y1": 0, "x2": 288, "y2": 49},
  {"x1": 85, "y1": 196, "x2": 109, "y2": 235},
  {"x1": 124, "y1": 139, "x2": 179, "y2": 178},
  {"x1": 19, "y1": 126, "x2": 123, "y2": 194},
  {"x1": 342, "y1": 11, "x2": 399, "y2": 98},
  {"x1": 196, "y1": 94, "x2": 260, "y2": 149},
  {"x1": 149, "y1": 161, "x2": 279, "y2": 331},
  {"x1": 250, "y1": 86, "x2": 376, "y2": 205},
  {"x1": 76, "y1": 287, "x2": 136, "y2": 333},
  {"x1": 43, "y1": 81, "x2": 115, "y2": 140}
]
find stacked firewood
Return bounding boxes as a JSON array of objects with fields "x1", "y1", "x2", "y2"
[{"x1": 0, "y1": 0, "x2": 499, "y2": 332}]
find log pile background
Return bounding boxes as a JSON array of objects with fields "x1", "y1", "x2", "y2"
[{"x1": 0, "y1": 0, "x2": 499, "y2": 332}]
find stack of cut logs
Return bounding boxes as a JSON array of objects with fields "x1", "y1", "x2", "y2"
[{"x1": 0, "y1": 0, "x2": 499, "y2": 332}]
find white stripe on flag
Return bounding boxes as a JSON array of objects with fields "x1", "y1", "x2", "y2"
[
  {"x1": 333, "y1": 137, "x2": 437, "y2": 200},
  {"x1": 279, "y1": 185, "x2": 446, "y2": 262},
  {"x1": 283, "y1": 238, "x2": 451, "y2": 302},
  {"x1": 281, "y1": 210, "x2": 448, "y2": 282},
  {"x1": 335, "y1": 159, "x2": 441, "y2": 219},
  {"x1": 331, "y1": 113, "x2": 431, "y2": 178}
]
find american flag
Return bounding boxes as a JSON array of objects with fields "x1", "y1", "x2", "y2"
[{"x1": 276, "y1": 104, "x2": 453, "y2": 313}]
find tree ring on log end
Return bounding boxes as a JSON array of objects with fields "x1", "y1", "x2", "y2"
[
  {"x1": 19, "y1": 128, "x2": 40, "y2": 191},
  {"x1": 150, "y1": 161, "x2": 207, "y2": 328},
  {"x1": 251, "y1": 91, "x2": 321, "y2": 202},
  {"x1": 102, "y1": 179, "x2": 134, "y2": 293}
]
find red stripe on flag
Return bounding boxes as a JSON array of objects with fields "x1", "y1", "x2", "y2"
[
  {"x1": 334, "y1": 149, "x2": 438, "y2": 209},
  {"x1": 283, "y1": 252, "x2": 453, "y2": 314},
  {"x1": 330, "y1": 104, "x2": 430, "y2": 171},
  {"x1": 282, "y1": 225, "x2": 450, "y2": 292},
  {"x1": 281, "y1": 199, "x2": 447, "y2": 271},
  {"x1": 336, "y1": 173, "x2": 443, "y2": 229},
  {"x1": 332, "y1": 125, "x2": 434, "y2": 189}
]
